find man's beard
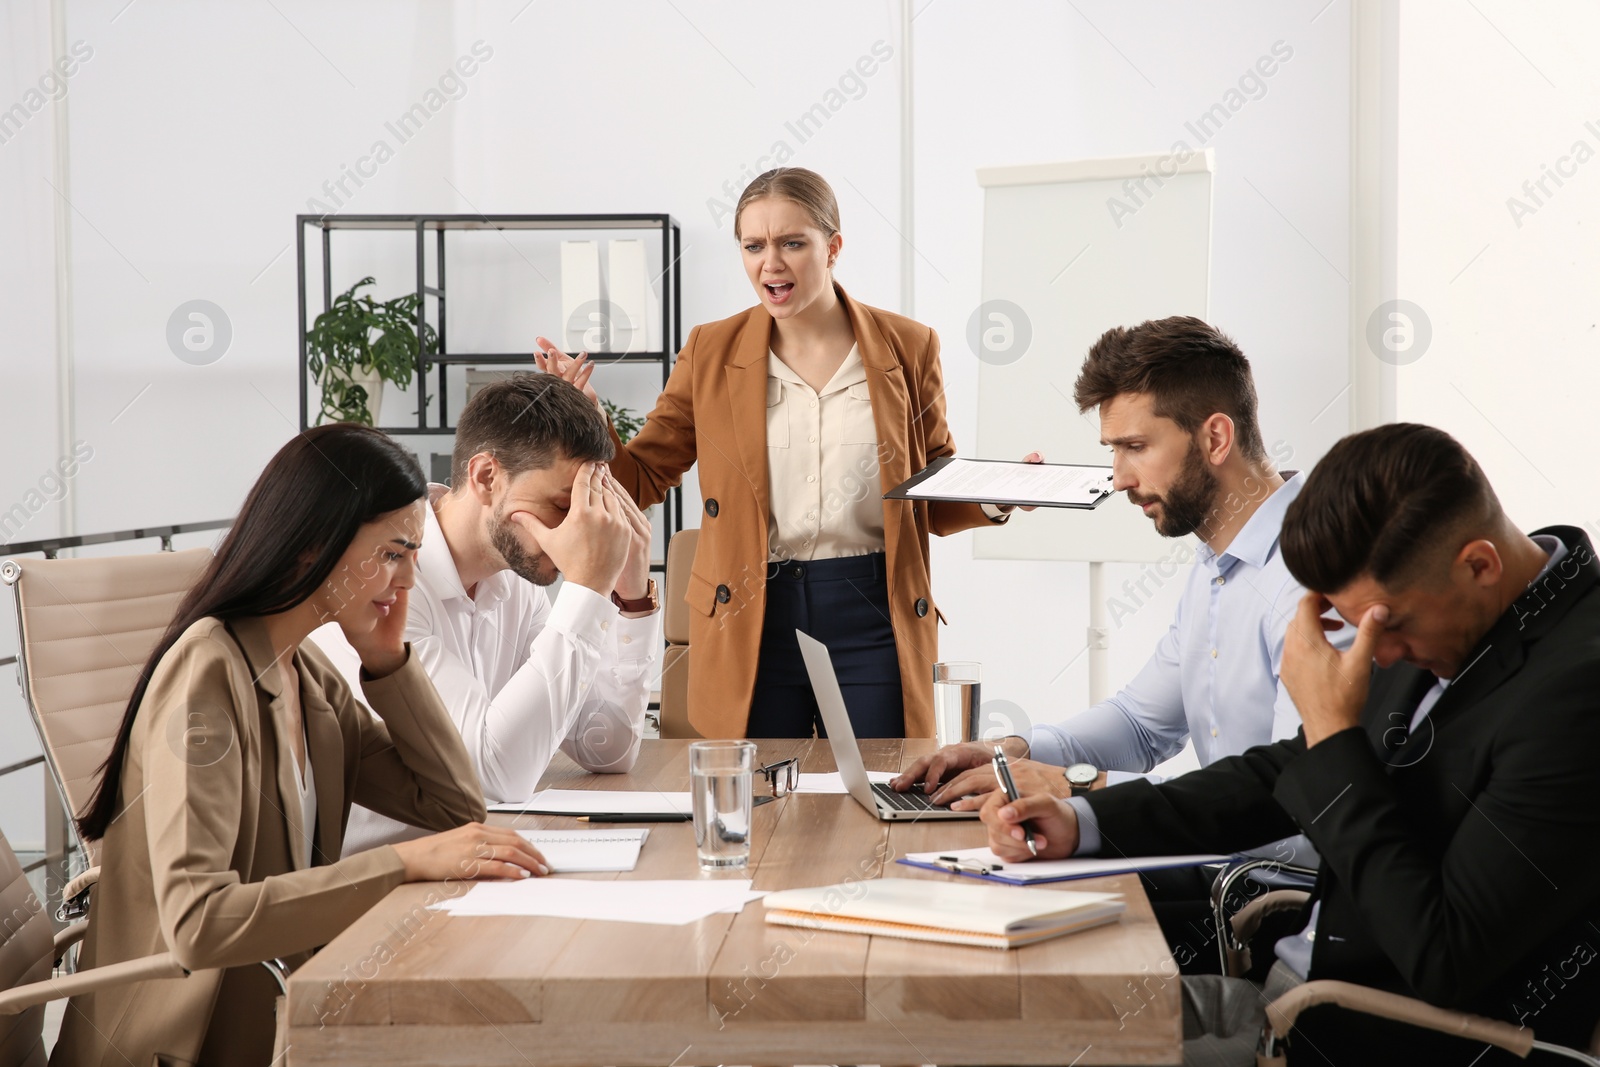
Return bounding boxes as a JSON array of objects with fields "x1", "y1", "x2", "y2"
[
  {"x1": 1129, "y1": 439, "x2": 1219, "y2": 538},
  {"x1": 489, "y1": 504, "x2": 559, "y2": 586}
]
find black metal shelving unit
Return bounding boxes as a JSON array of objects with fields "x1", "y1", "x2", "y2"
[{"x1": 295, "y1": 212, "x2": 685, "y2": 564}]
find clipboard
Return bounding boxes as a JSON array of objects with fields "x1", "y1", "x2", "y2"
[
  {"x1": 883, "y1": 456, "x2": 1114, "y2": 510},
  {"x1": 896, "y1": 850, "x2": 1229, "y2": 886}
]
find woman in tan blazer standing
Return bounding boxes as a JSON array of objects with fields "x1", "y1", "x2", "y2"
[
  {"x1": 538, "y1": 168, "x2": 1020, "y2": 739},
  {"x1": 54, "y1": 424, "x2": 545, "y2": 1067}
]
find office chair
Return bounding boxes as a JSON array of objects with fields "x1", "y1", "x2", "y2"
[
  {"x1": 2, "y1": 548, "x2": 210, "y2": 923},
  {"x1": 658, "y1": 528, "x2": 702, "y2": 739}
]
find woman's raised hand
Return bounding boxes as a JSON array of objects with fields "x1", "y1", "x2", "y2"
[
  {"x1": 341, "y1": 586, "x2": 409, "y2": 679},
  {"x1": 534, "y1": 336, "x2": 600, "y2": 410}
]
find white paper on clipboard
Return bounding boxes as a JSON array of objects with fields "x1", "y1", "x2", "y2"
[{"x1": 894, "y1": 458, "x2": 1113, "y2": 508}]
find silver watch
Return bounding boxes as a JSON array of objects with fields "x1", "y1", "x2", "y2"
[{"x1": 1065, "y1": 762, "x2": 1098, "y2": 798}]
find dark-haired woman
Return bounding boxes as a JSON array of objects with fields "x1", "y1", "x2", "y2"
[{"x1": 54, "y1": 424, "x2": 544, "y2": 1067}]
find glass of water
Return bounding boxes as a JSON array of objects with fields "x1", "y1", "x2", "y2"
[
  {"x1": 689, "y1": 740, "x2": 757, "y2": 870},
  {"x1": 932, "y1": 661, "x2": 982, "y2": 747}
]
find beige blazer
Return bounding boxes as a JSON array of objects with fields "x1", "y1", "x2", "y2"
[
  {"x1": 52, "y1": 616, "x2": 487, "y2": 1067},
  {"x1": 608, "y1": 285, "x2": 995, "y2": 739}
]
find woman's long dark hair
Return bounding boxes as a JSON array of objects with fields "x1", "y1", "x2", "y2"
[{"x1": 77, "y1": 424, "x2": 427, "y2": 840}]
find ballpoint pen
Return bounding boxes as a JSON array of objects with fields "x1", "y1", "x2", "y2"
[
  {"x1": 991, "y1": 745, "x2": 1040, "y2": 857},
  {"x1": 934, "y1": 855, "x2": 1005, "y2": 876}
]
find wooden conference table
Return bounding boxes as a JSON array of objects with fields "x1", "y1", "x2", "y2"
[{"x1": 285, "y1": 739, "x2": 1182, "y2": 1065}]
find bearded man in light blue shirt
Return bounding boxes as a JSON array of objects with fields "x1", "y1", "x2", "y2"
[{"x1": 892, "y1": 316, "x2": 1338, "y2": 969}]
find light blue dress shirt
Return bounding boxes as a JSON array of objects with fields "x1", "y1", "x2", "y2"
[
  {"x1": 1044, "y1": 472, "x2": 1352, "y2": 854},
  {"x1": 1036, "y1": 472, "x2": 1319, "y2": 773}
]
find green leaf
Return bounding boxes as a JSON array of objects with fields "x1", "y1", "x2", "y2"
[{"x1": 305, "y1": 275, "x2": 439, "y2": 424}]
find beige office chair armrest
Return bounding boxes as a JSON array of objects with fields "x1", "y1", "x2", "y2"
[
  {"x1": 58, "y1": 864, "x2": 100, "y2": 926},
  {"x1": 52, "y1": 921, "x2": 88, "y2": 962},
  {"x1": 1225, "y1": 888, "x2": 1310, "y2": 976},
  {"x1": 1257, "y1": 980, "x2": 1536, "y2": 1065},
  {"x1": 61, "y1": 866, "x2": 99, "y2": 906},
  {"x1": 0, "y1": 950, "x2": 188, "y2": 1016}
]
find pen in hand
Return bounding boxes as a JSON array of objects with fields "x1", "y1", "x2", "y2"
[{"x1": 991, "y1": 746, "x2": 1040, "y2": 857}]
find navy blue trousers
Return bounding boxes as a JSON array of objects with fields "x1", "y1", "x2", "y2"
[{"x1": 745, "y1": 552, "x2": 906, "y2": 739}]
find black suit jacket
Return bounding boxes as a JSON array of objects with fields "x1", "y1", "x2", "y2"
[{"x1": 1083, "y1": 526, "x2": 1600, "y2": 1064}]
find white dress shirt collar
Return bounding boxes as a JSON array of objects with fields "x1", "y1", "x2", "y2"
[{"x1": 419, "y1": 483, "x2": 516, "y2": 609}]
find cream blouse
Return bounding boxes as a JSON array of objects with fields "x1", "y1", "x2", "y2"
[{"x1": 765, "y1": 344, "x2": 888, "y2": 562}]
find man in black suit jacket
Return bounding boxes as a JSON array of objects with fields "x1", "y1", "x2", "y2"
[{"x1": 983, "y1": 424, "x2": 1600, "y2": 1065}]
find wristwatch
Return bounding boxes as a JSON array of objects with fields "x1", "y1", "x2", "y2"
[
  {"x1": 1064, "y1": 762, "x2": 1099, "y2": 798},
  {"x1": 611, "y1": 578, "x2": 659, "y2": 614}
]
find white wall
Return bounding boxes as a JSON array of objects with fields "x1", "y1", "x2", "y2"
[
  {"x1": 916, "y1": 2, "x2": 1353, "y2": 763},
  {"x1": 0, "y1": 0, "x2": 70, "y2": 851},
  {"x1": 1394, "y1": 0, "x2": 1600, "y2": 534},
  {"x1": 0, "y1": 0, "x2": 1354, "y2": 845}
]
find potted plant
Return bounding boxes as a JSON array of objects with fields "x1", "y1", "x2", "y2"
[
  {"x1": 306, "y1": 276, "x2": 438, "y2": 426},
  {"x1": 600, "y1": 398, "x2": 646, "y2": 444}
]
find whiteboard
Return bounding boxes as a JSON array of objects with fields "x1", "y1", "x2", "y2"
[{"x1": 972, "y1": 152, "x2": 1214, "y2": 564}]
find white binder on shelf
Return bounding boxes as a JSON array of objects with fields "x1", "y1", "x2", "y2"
[
  {"x1": 560, "y1": 240, "x2": 601, "y2": 353},
  {"x1": 607, "y1": 239, "x2": 649, "y2": 354}
]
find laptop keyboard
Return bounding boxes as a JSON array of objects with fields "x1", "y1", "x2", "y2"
[{"x1": 873, "y1": 782, "x2": 939, "y2": 811}]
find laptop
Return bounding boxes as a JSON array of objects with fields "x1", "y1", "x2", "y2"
[{"x1": 796, "y1": 630, "x2": 979, "y2": 822}]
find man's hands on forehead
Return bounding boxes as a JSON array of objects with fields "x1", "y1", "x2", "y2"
[{"x1": 505, "y1": 461, "x2": 638, "y2": 598}]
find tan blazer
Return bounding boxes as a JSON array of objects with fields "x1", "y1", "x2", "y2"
[
  {"x1": 52, "y1": 616, "x2": 487, "y2": 1067},
  {"x1": 609, "y1": 285, "x2": 995, "y2": 739}
]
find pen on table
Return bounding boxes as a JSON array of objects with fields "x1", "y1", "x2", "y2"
[
  {"x1": 577, "y1": 813, "x2": 692, "y2": 823},
  {"x1": 991, "y1": 745, "x2": 1040, "y2": 857},
  {"x1": 937, "y1": 854, "x2": 1004, "y2": 876}
]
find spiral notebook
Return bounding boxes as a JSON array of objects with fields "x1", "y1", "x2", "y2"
[{"x1": 515, "y1": 829, "x2": 650, "y2": 873}]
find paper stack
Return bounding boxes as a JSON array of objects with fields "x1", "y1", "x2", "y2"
[
  {"x1": 764, "y1": 878, "x2": 1124, "y2": 949},
  {"x1": 431, "y1": 878, "x2": 764, "y2": 926}
]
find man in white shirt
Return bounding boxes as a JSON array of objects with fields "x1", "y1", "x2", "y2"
[{"x1": 315, "y1": 374, "x2": 662, "y2": 853}]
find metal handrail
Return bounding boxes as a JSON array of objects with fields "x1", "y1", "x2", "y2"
[
  {"x1": 0, "y1": 756, "x2": 44, "y2": 779},
  {"x1": 0, "y1": 518, "x2": 232, "y2": 560}
]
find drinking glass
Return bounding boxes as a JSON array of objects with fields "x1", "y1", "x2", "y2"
[
  {"x1": 932, "y1": 661, "x2": 982, "y2": 747},
  {"x1": 689, "y1": 740, "x2": 757, "y2": 870}
]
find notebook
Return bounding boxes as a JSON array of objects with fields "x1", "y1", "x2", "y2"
[
  {"x1": 762, "y1": 878, "x2": 1125, "y2": 950},
  {"x1": 516, "y1": 829, "x2": 649, "y2": 873},
  {"x1": 899, "y1": 846, "x2": 1227, "y2": 885}
]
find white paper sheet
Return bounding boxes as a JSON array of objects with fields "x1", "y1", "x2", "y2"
[
  {"x1": 901, "y1": 458, "x2": 1113, "y2": 507},
  {"x1": 516, "y1": 829, "x2": 649, "y2": 873},
  {"x1": 430, "y1": 878, "x2": 764, "y2": 925},
  {"x1": 793, "y1": 771, "x2": 895, "y2": 794},
  {"x1": 488, "y1": 789, "x2": 693, "y2": 816}
]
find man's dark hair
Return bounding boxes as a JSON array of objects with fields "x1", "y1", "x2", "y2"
[
  {"x1": 451, "y1": 373, "x2": 614, "y2": 485},
  {"x1": 1281, "y1": 423, "x2": 1499, "y2": 594},
  {"x1": 1074, "y1": 316, "x2": 1267, "y2": 462}
]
